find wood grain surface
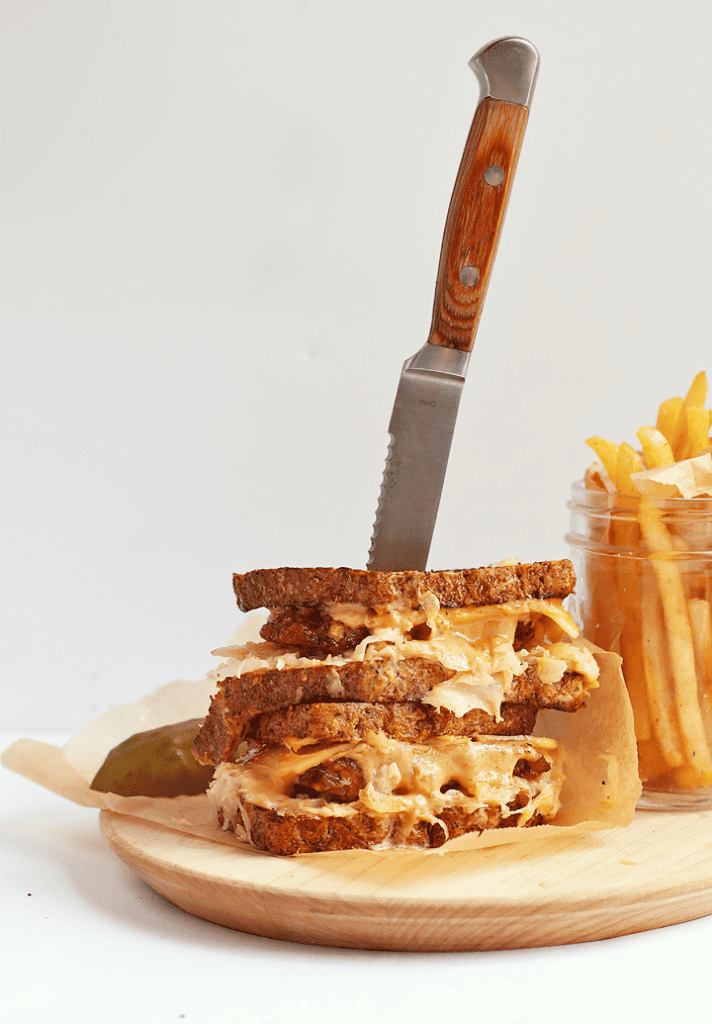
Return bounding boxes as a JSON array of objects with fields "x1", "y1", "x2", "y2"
[
  {"x1": 100, "y1": 808, "x2": 712, "y2": 951},
  {"x1": 428, "y1": 96, "x2": 528, "y2": 352}
]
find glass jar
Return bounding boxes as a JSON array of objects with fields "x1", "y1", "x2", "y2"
[{"x1": 567, "y1": 480, "x2": 712, "y2": 810}]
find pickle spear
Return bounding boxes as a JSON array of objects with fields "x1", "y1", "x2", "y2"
[{"x1": 90, "y1": 719, "x2": 214, "y2": 797}]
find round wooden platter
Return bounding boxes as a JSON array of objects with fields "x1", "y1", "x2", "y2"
[{"x1": 100, "y1": 808, "x2": 712, "y2": 952}]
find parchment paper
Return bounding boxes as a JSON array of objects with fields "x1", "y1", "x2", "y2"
[
  {"x1": 632, "y1": 452, "x2": 712, "y2": 498},
  {"x1": 586, "y1": 452, "x2": 712, "y2": 500},
  {"x1": 2, "y1": 619, "x2": 641, "y2": 856}
]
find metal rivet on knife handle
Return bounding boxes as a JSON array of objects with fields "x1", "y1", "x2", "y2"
[
  {"x1": 483, "y1": 165, "x2": 504, "y2": 186},
  {"x1": 459, "y1": 266, "x2": 479, "y2": 287}
]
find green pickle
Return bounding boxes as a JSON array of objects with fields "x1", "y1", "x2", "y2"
[{"x1": 90, "y1": 718, "x2": 214, "y2": 797}]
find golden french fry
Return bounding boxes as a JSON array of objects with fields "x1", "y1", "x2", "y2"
[
  {"x1": 640, "y1": 572, "x2": 684, "y2": 767},
  {"x1": 619, "y1": 619, "x2": 652, "y2": 741},
  {"x1": 667, "y1": 532, "x2": 696, "y2": 602},
  {"x1": 585, "y1": 436, "x2": 619, "y2": 486},
  {"x1": 656, "y1": 396, "x2": 683, "y2": 445},
  {"x1": 615, "y1": 443, "x2": 643, "y2": 496},
  {"x1": 688, "y1": 598, "x2": 712, "y2": 708},
  {"x1": 685, "y1": 406, "x2": 710, "y2": 458},
  {"x1": 638, "y1": 502, "x2": 712, "y2": 785},
  {"x1": 670, "y1": 371, "x2": 707, "y2": 459},
  {"x1": 687, "y1": 370, "x2": 706, "y2": 403},
  {"x1": 609, "y1": 454, "x2": 650, "y2": 733},
  {"x1": 637, "y1": 426, "x2": 674, "y2": 470},
  {"x1": 604, "y1": 498, "x2": 651, "y2": 738}
]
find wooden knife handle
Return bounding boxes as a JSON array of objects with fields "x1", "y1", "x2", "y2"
[{"x1": 428, "y1": 96, "x2": 529, "y2": 352}]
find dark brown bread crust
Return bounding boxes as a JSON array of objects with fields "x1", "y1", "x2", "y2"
[
  {"x1": 192, "y1": 659, "x2": 587, "y2": 765},
  {"x1": 218, "y1": 799, "x2": 544, "y2": 855},
  {"x1": 194, "y1": 690, "x2": 233, "y2": 766},
  {"x1": 233, "y1": 561, "x2": 576, "y2": 612},
  {"x1": 254, "y1": 700, "x2": 538, "y2": 744}
]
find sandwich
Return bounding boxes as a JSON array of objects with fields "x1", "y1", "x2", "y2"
[{"x1": 192, "y1": 560, "x2": 600, "y2": 855}]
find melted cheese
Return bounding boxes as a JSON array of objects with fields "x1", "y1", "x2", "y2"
[
  {"x1": 208, "y1": 732, "x2": 563, "y2": 842},
  {"x1": 325, "y1": 596, "x2": 578, "y2": 642},
  {"x1": 209, "y1": 593, "x2": 598, "y2": 719}
]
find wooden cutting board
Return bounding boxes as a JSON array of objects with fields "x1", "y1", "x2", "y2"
[{"x1": 100, "y1": 808, "x2": 712, "y2": 951}]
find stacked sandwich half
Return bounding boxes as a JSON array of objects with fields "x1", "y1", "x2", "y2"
[{"x1": 193, "y1": 561, "x2": 599, "y2": 854}]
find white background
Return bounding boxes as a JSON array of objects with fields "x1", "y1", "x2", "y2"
[
  {"x1": 3, "y1": 0, "x2": 712, "y2": 730},
  {"x1": 4, "y1": 8, "x2": 712, "y2": 1023}
]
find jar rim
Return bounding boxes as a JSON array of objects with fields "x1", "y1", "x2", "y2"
[{"x1": 569, "y1": 478, "x2": 712, "y2": 514}]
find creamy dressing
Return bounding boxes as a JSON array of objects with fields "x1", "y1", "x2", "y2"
[{"x1": 208, "y1": 732, "x2": 563, "y2": 839}]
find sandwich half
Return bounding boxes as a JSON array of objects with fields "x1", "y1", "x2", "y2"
[{"x1": 193, "y1": 561, "x2": 599, "y2": 854}]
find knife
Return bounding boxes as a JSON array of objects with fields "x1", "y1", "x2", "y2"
[{"x1": 367, "y1": 37, "x2": 539, "y2": 571}]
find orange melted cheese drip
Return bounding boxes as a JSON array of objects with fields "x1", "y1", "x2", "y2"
[{"x1": 208, "y1": 732, "x2": 563, "y2": 844}]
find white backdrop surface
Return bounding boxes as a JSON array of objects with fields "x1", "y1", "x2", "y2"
[{"x1": 3, "y1": 1, "x2": 712, "y2": 729}]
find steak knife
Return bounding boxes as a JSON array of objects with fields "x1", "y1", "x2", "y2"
[{"x1": 367, "y1": 37, "x2": 539, "y2": 571}]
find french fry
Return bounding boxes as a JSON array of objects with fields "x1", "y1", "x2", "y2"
[
  {"x1": 670, "y1": 370, "x2": 707, "y2": 460},
  {"x1": 688, "y1": 598, "x2": 712, "y2": 708},
  {"x1": 619, "y1": 616, "x2": 652, "y2": 741},
  {"x1": 611, "y1": 445, "x2": 650, "y2": 738},
  {"x1": 688, "y1": 369, "x2": 707, "y2": 402},
  {"x1": 640, "y1": 571, "x2": 684, "y2": 768},
  {"x1": 585, "y1": 436, "x2": 619, "y2": 484},
  {"x1": 667, "y1": 532, "x2": 697, "y2": 604},
  {"x1": 685, "y1": 406, "x2": 710, "y2": 458},
  {"x1": 638, "y1": 502, "x2": 712, "y2": 787},
  {"x1": 615, "y1": 443, "x2": 643, "y2": 496},
  {"x1": 656, "y1": 396, "x2": 683, "y2": 445},
  {"x1": 637, "y1": 425, "x2": 674, "y2": 470}
]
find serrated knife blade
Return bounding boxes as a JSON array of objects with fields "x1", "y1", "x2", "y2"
[{"x1": 367, "y1": 37, "x2": 540, "y2": 571}]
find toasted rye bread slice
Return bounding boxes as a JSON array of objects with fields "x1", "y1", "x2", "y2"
[
  {"x1": 216, "y1": 797, "x2": 544, "y2": 855},
  {"x1": 233, "y1": 561, "x2": 576, "y2": 612},
  {"x1": 192, "y1": 659, "x2": 587, "y2": 765},
  {"x1": 193, "y1": 658, "x2": 446, "y2": 765},
  {"x1": 219, "y1": 659, "x2": 586, "y2": 717},
  {"x1": 254, "y1": 700, "x2": 538, "y2": 744}
]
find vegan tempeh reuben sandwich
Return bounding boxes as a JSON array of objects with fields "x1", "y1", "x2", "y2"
[{"x1": 193, "y1": 560, "x2": 600, "y2": 855}]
